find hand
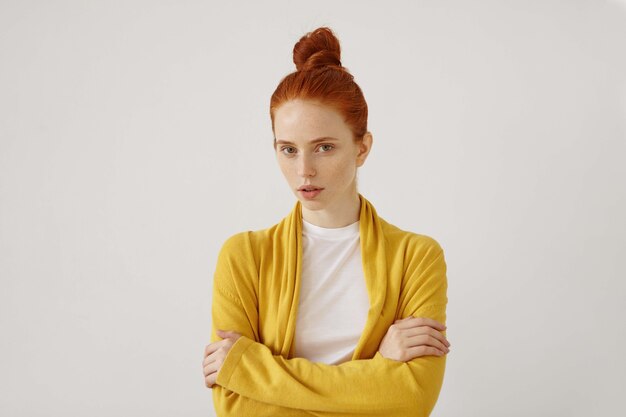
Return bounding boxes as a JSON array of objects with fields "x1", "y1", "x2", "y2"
[
  {"x1": 202, "y1": 329, "x2": 242, "y2": 388},
  {"x1": 378, "y1": 316, "x2": 450, "y2": 362}
]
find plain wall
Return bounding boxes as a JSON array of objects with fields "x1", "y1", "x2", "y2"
[{"x1": 1, "y1": 0, "x2": 625, "y2": 416}]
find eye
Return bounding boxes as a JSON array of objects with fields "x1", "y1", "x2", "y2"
[
  {"x1": 280, "y1": 146, "x2": 296, "y2": 155},
  {"x1": 318, "y1": 144, "x2": 334, "y2": 152}
]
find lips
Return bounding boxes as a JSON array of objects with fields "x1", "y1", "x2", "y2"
[
  {"x1": 298, "y1": 188, "x2": 323, "y2": 199},
  {"x1": 298, "y1": 185, "x2": 323, "y2": 191}
]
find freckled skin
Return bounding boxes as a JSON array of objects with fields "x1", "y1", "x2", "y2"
[{"x1": 273, "y1": 99, "x2": 373, "y2": 228}]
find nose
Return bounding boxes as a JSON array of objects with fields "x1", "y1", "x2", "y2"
[{"x1": 297, "y1": 153, "x2": 316, "y2": 178}]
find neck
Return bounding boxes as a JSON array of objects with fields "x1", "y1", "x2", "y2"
[{"x1": 301, "y1": 189, "x2": 361, "y2": 228}]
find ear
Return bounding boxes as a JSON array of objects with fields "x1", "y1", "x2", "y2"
[{"x1": 356, "y1": 131, "x2": 373, "y2": 167}]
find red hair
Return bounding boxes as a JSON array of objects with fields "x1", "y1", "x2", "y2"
[{"x1": 270, "y1": 27, "x2": 368, "y2": 144}]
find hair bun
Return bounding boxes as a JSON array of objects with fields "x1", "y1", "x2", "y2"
[{"x1": 293, "y1": 27, "x2": 343, "y2": 72}]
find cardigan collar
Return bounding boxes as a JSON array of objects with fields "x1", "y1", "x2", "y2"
[{"x1": 278, "y1": 193, "x2": 390, "y2": 359}]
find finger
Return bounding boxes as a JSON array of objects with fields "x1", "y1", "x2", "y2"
[
  {"x1": 203, "y1": 359, "x2": 220, "y2": 378},
  {"x1": 406, "y1": 345, "x2": 447, "y2": 360},
  {"x1": 394, "y1": 317, "x2": 413, "y2": 323},
  {"x1": 203, "y1": 352, "x2": 217, "y2": 367},
  {"x1": 410, "y1": 317, "x2": 446, "y2": 330},
  {"x1": 406, "y1": 334, "x2": 449, "y2": 353},
  {"x1": 394, "y1": 316, "x2": 446, "y2": 331},
  {"x1": 204, "y1": 371, "x2": 217, "y2": 388},
  {"x1": 217, "y1": 329, "x2": 241, "y2": 339},
  {"x1": 204, "y1": 340, "x2": 228, "y2": 356},
  {"x1": 402, "y1": 326, "x2": 450, "y2": 347}
]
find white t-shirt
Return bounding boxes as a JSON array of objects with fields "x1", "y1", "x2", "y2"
[{"x1": 293, "y1": 219, "x2": 370, "y2": 365}]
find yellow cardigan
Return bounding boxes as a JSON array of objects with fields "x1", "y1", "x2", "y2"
[{"x1": 210, "y1": 193, "x2": 448, "y2": 417}]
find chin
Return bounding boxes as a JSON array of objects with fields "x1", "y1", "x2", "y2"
[
  {"x1": 294, "y1": 193, "x2": 327, "y2": 210},
  {"x1": 301, "y1": 201, "x2": 325, "y2": 211}
]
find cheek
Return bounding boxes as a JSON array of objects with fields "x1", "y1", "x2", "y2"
[
  {"x1": 331, "y1": 156, "x2": 356, "y2": 180},
  {"x1": 277, "y1": 159, "x2": 295, "y2": 180}
]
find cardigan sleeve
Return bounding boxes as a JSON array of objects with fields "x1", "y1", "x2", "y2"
[
  {"x1": 210, "y1": 232, "x2": 448, "y2": 416},
  {"x1": 210, "y1": 233, "x2": 315, "y2": 416}
]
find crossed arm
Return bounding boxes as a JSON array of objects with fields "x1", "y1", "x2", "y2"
[
  {"x1": 207, "y1": 310, "x2": 447, "y2": 416},
  {"x1": 203, "y1": 238, "x2": 449, "y2": 416}
]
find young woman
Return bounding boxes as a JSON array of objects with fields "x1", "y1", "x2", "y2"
[{"x1": 202, "y1": 27, "x2": 451, "y2": 417}]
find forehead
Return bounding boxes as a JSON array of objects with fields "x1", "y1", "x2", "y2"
[{"x1": 274, "y1": 99, "x2": 352, "y2": 143}]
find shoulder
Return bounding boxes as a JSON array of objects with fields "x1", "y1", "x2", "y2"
[
  {"x1": 379, "y1": 219, "x2": 448, "y2": 307},
  {"x1": 217, "y1": 222, "x2": 280, "y2": 260},
  {"x1": 380, "y1": 218, "x2": 444, "y2": 264},
  {"x1": 218, "y1": 230, "x2": 253, "y2": 253}
]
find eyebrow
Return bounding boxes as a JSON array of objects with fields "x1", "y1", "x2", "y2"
[{"x1": 274, "y1": 136, "x2": 340, "y2": 145}]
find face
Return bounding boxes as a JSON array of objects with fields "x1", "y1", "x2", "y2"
[{"x1": 273, "y1": 99, "x2": 372, "y2": 215}]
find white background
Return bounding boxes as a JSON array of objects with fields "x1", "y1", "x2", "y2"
[{"x1": 1, "y1": 1, "x2": 625, "y2": 416}]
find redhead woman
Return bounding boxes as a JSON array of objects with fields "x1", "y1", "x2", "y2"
[{"x1": 202, "y1": 27, "x2": 451, "y2": 417}]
